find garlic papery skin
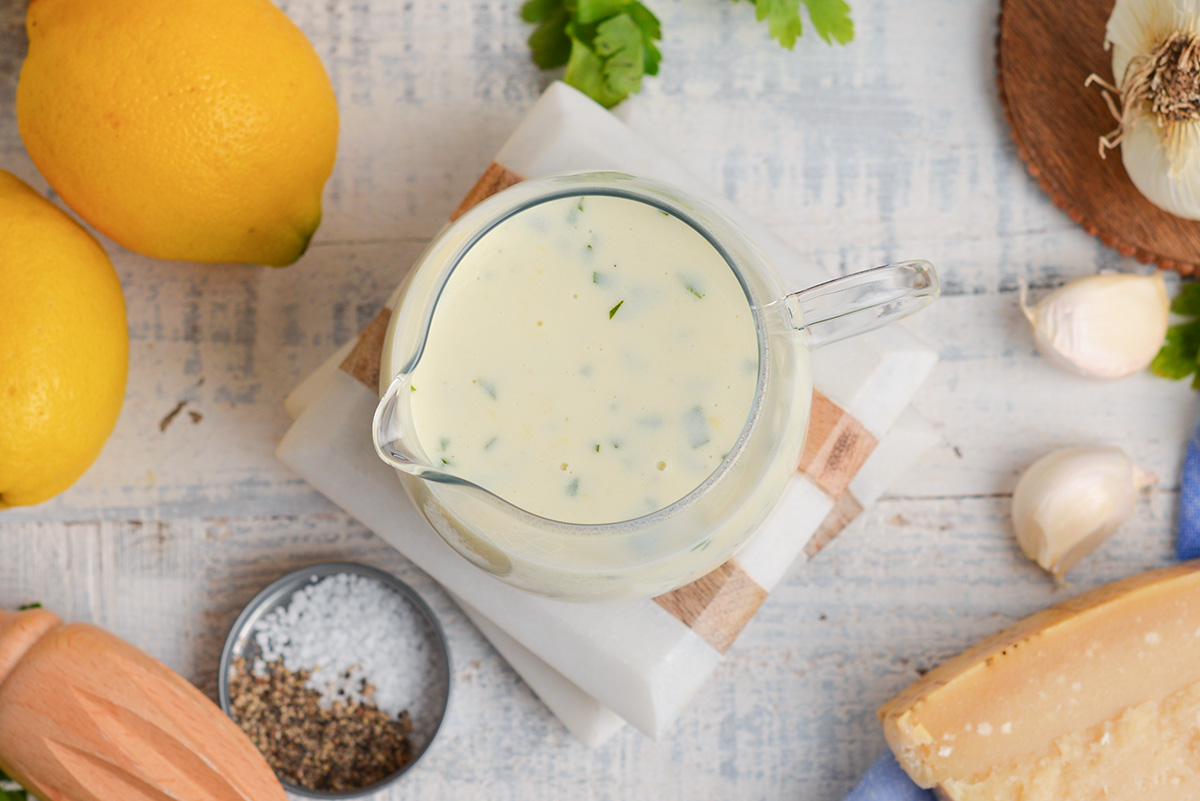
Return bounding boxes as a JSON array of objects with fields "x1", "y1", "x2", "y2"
[
  {"x1": 1019, "y1": 272, "x2": 1169, "y2": 379},
  {"x1": 1098, "y1": 0, "x2": 1200, "y2": 218},
  {"x1": 1012, "y1": 446, "x2": 1156, "y2": 580}
]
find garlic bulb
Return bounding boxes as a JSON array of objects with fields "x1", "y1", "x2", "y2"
[
  {"x1": 1019, "y1": 271, "x2": 1169, "y2": 378},
  {"x1": 1012, "y1": 446, "x2": 1155, "y2": 579},
  {"x1": 1092, "y1": 0, "x2": 1200, "y2": 218}
]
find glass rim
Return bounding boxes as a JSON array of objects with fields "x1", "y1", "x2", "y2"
[{"x1": 386, "y1": 170, "x2": 780, "y2": 536}]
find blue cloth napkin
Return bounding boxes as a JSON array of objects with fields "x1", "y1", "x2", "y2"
[
  {"x1": 843, "y1": 752, "x2": 933, "y2": 800},
  {"x1": 1179, "y1": 411, "x2": 1200, "y2": 560}
]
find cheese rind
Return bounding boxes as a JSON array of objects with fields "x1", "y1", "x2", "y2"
[{"x1": 878, "y1": 561, "x2": 1200, "y2": 797}]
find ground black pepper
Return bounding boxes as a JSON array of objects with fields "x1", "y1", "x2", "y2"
[{"x1": 229, "y1": 658, "x2": 414, "y2": 792}]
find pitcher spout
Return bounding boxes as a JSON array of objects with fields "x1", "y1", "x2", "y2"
[{"x1": 372, "y1": 374, "x2": 446, "y2": 479}]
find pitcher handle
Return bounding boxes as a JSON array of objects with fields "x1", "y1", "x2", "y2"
[{"x1": 773, "y1": 259, "x2": 939, "y2": 349}]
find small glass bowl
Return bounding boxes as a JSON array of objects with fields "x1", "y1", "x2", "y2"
[{"x1": 217, "y1": 562, "x2": 452, "y2": 799}]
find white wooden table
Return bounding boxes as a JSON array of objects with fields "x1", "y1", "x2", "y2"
[{"x1": 2, "y1": 1, "x2": 1197, "y2": 798}]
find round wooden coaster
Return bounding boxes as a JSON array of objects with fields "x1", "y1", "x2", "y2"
[{"x1": 998, "y1": 0, "x2": 1200, "y2": 275}]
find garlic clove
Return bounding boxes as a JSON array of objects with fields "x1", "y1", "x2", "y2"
[
  {"x1": 1011, "y1": 446, "x2": 1155, "y2": 580},
  {"x1": 1019, "y1": 272, "x2": 1169, "y2": 379}
]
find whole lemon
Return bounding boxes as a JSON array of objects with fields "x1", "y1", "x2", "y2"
[
  {"x1": 17, "y1": 0, "x2": 338, "y2": 267},
  {"x1": 0, "y1": 171, "x2": 128, "y2": 509}
]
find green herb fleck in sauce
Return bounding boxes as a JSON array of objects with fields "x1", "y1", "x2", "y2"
[
  {"x1": 566, "y1": 478, "x2": 580, "y2": 496},
  {"x1": 686, "y1": 285, "x2": 705, "y2": 299},
  {"x1": 682, "y1": 405, "x2": 711, "y2": 449},
  {"x1": 478, "y1": 379, "x2": 497, "y2": 399},
  {"x1": 439, "y1": 437, "x2": 451, "y2": 451},
  {"x1": 484, "y1": 436, "x2": 498, "y2": 450},
  {"x1": 608, "y1": 300, "x2": 624, "y2": 319}
]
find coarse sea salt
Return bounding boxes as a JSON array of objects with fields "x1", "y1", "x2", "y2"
[{"x1": 252, "y1": 572, "x2": 434, "y2": 721}]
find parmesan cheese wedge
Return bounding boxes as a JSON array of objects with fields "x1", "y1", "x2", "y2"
[{"x1": 878, "y1": 561, "x2": 1200, "y2": 800}]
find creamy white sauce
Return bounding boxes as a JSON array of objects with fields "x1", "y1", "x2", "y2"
[{"x1": 406, "y1": 193, "x2": 759, "y2": 524}]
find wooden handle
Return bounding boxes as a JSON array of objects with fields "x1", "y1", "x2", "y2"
[
  {"x1": 0, "y1": 609, "x2": 286, "y2": 801},
  {"x1": 0, "y1": 609, "x2": 61, "y2": 687}
]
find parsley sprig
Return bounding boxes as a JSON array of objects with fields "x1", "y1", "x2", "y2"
[
  {"x1": 522, "y1": 0, "x2": 853, "y2": 108},
  {"x1": 1153, "y1": 282, "x2": 1200, "y2": 387},
  {"x1": 523, "y1": 0, "x2": 663, "y2": 108}
]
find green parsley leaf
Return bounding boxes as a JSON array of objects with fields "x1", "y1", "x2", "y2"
[
  {"x1": 733, "y1": 0, "x2": 853, "y2": 48},
  {"x1": 17, "y1": 602, "x2": 41, "y2": 611},
  {"x1": 521, "y1": 0, "x2": 559, "y2": 21},
  {"x1": 575, "y1": 0, "x2": 634, "y2": 25},
  {"x1": 1173, "y1": 281, "x2": 1200, "y2": 316},
  {"x1": 752, "y1": 0, "x2": 803, "y2": 49},
  {"x1": 563, "y1": 10, "x2": 655, "y2": 109},
  {"x1": 593, "y1": 14, "x2": 646, "y2": 98},
  {"x1": 802, "y1": 0, "x2": 854, "y2": 44},
  {"x1": 522, "y1": 0, "x2": 849, "y2": 107},
  {"x1": 609, "y1": 300, "x2": 624, "y2": 318},
  {"x1": 1152, "y1": 318, "x2": 1200, "y2": 381},
  {"x1": 523, "y1": 0, "x2": 663, "y2": 108},
  {"x1": 626, "y1": 3, "x2": 663, "y2": 75},
  {"x1": 522, "y1": 0, "x2": 571, "y2": 69},
  {"x1": 564, "y1": 26, "x2": 620, "y2": 108}
]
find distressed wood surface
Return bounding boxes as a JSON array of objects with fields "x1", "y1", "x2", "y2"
[{"x1": 0, "y1": 1, "x2": 1197, "y2": 799}]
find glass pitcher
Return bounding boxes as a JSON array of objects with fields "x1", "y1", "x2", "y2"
[{"x1": 373, "y1": 172, "x2": 937, "y2": 602}]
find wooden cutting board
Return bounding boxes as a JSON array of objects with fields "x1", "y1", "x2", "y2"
[{"x1": 998, "y1": 0, "x2": 1200, "y2": 275}]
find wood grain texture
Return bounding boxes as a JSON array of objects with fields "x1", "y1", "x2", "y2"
[
  {"x1": 451, "y1": 163, "x2": 525, "y2": 221},
  {"x1": 998, "y1": 0, "x2": 1200, "y2": 274},
  {"x1": 652, "y1": 561, "x2": 768, "y2": 654},
  {"x1": 799, "y1": 391, "x2": 878, "y2": 497},
  {"x1": 805, "y1": 493, "x2": 865, "y2": 560},
  {"x1": 0, "y1": 0, "x2": 1195, "y2": 798},
  {"x1": 0, "y1": 611, "x2": 288, "y2": 801},
  {"x1": 340, "y1": 307, "x2": 393, "y2": 389}
]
